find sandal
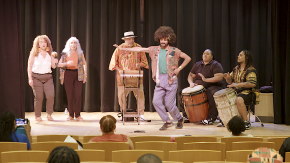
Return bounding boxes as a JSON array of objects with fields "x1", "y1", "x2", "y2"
[
  {"x1": 76, "y1": 116, "x2": 83, "y2": 121},
  {"x1": 67, "y1": 116, "x2": 73, "y2": 121},
  {"x1": 35, "y1": 116, "x2": 42, "y2": 121},
  {"x1": 47, "y1": 114, "x2": 54, "y2": 121}
]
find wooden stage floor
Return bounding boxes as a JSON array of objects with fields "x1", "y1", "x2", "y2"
[{"x1": 26, "y1": 112, "x2": 290, "y2": 138}]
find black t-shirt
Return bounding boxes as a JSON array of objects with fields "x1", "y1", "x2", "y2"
[{"x1": 190, "y1": 60, "x2": 224, "y2": 88}]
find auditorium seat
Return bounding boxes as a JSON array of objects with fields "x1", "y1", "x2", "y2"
[
  {"x1": 232, "y1": 141, "x2": 275, "y2": 150},
  {"x1": 183, "y1": 142, "x2": 226, "y2": 160},
  {"x1": 135, "y1": 141, "x2": 177, "y2": 160},
  {"x1": 0, "y1": 142, "x2": 27, "y2": 163},
  {"x1": 82, "y1": 142, "x2": 129, "y2": 161},
  {"x1": 174, "y1": 136, "x2": 218, "y2": 150},
  {"x1": 221, "y1": 137, "x2": 263, "y2": 151},
  {"x1": 169, "y1": 150, "x2": 221, "y2": 163},
  {"x1": 75, "y1": 149, "x2": 105, "y2": 162},
  {"x1": 112, "y1": 150, "x2": 164, "y2": 163}
]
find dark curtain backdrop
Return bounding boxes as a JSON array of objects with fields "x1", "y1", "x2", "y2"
[
  {"x1": 1, "y1": 0, "x2": 289, "y2": 124},
  {"x1": 19, "y1": 0, "x2": 272, "y2": 113},
  {"x1": 0, "y1": 0, "x2": 25, "y2": 118},
  {"x1": 272, "y1": 0, "x2": 290, "y2": 125}
]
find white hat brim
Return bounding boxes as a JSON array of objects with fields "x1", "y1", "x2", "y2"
[{"x1": 122, "y1": 36, "x2": 137, "y2": 40}]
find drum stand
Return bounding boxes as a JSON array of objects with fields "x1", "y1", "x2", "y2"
[
  {"x1": 123, "y1": 88, "x2": 140, "y2": 125},
  {"x1": 247, "y1": 105, "x2": 264, "y2": 127}
]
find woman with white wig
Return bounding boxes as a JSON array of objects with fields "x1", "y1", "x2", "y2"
[{"x1": 58, "y1": 37, "x2": 87, "y2": 120}]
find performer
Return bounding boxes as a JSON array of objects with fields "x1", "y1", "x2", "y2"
[
  {"x1": 223, "y1": 50, "x2": 259, "y2": 130},
  {"x1": 58, "y1": 37, "x2": 87, "y2": 121},
  {"x1": 187, "y1": 49, "x2": 224, "y2": 125},
  {"x1": 109, "y1": 31, "x2": 149, "y2": 121},
  {"x1": 114, "y1": 26, "x2": 191, "y2": 130},
  {"x1": 27, "y1": 35, "x2": 58, "y2": 121}
]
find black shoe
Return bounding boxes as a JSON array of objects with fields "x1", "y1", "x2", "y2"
[
  {"x1": 176, "y1": 119, "x2": 183, "y2": 129},
  {"x1": 159, "y1": 122, "x2": 173, "y2": 130},
  {"x1": 245, "y1": 121, "x2": 251, "y2": 130},
  {"x1": 201, "y1": 118, "x2": 214, "y2": 125}
]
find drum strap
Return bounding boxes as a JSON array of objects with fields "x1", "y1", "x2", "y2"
[{"x1": 185, "y1": 100, "x2": 208, "y2": 107}]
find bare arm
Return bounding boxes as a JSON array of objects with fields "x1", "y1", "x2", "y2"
[
  {"x1": 179, "y1": 52, "x2": 191, "y2": 69},
  {"x1": 27, "y1": 55, "x2": 34, "y2": 87},
  {"x1": 113, "y1": 44, "x2": 149, "y2": 53},
  {"x1": 228, "y1": 82, "x2": 256, "y2": 88},
  {"x1": 198, "y1": 73, "x2": 223, "y2": 83},
  {"x1": 188, "y1": 72, "x2": 198, "y2": 87},
  {"x1": 223, "y1": 72, "x2": 232, "y2": 84},
  {"x1": 173, "y1": 52, "x2": 191, "y2": 76},
  {"x1": 82, "y1": 53, "x2": 87, "y2": 83}
]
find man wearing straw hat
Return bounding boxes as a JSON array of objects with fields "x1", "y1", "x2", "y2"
[{"x1": 109, "y1": 31, "x2": 149, "y2": 121}]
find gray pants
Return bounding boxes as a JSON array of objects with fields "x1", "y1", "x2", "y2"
[
  {"x1": 152, "y1": 74, "x2": 183, "y2": 122},
  {"x1": 32, "y1": 73, "x2": 54, "y2": 117}
]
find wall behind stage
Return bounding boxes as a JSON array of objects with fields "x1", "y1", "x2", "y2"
[{"x1": 19, "y1": 0, "x2": 272, "y2": 114}]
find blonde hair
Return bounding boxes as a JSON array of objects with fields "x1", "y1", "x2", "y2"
[
  {"x1": 29, "y1": 35, "x2": 53, "y2": 57},
  {"x1": 99, "y1": 115, "x2": 116, "y2": 134}
]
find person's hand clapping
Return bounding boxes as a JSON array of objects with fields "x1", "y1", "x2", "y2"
[
  {"x1": 223, "y1": 72, "x2": 230, "y2": 79},
  {"x1": 198, "y1": 73, "x2": 206, "y2": 81}
]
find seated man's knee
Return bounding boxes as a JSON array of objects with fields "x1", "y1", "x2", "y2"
[{"x1": 236, "y1": 97, "x2": 244, "y2": 105}]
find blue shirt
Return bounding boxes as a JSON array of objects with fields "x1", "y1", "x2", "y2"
[{"x1": 10, "y1": 131, "x2": 31, "y2": 150}]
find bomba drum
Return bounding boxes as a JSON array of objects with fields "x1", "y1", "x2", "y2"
[
  {"x1": 119, "y1": 70, "x2": 143, "y2": 88},
  {"x1": 213, "y1": 88, "x2": 241, "y2": 126},
  {"x1": 182, "y1": 85, "x2": 209, "y2": 122}
]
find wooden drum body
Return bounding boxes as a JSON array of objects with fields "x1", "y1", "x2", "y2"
[
  {"x1": 182, "y1": 85, "x2": 209, "y2": 122},
  {"x1": 213, "y1": 88, "x2": 241, "y2": 126},
  {"x1": 120, "y1": 70, "x2": 143, "y2": 88}
]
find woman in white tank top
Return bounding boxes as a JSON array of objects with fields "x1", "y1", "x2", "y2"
[{"x1": 27, "y1": 35, "x2": 58, "y2": 121}]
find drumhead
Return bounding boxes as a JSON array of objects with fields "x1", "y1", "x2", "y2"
[
  {"x1": 214, "y1": 88, "x2": 235, "y2": 96},
  {"x1": 182, "y1": 85, "x2": 205, "y2": 94}
]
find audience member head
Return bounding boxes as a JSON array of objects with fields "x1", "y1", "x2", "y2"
[
  {"x1": 137, "y1": 153, "x2": 162, "y2": 163},
  {"x1": 47, "y1": 146, "x2": 80, "y2": 163},
  {"x1": 0, "y1": 111, "x2": 16, "y2": 141},
  {"x1": 99, "y1": 115, "x2": 117, "y2": 134},
  {"x1": 227, "y1": 116, "x2": 246, "y2": 136}
]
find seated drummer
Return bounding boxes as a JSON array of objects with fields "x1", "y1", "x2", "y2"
[
  {"x1": 223, "y1": 50, "x2": 259, "y2": 130},
  {"x1": 187, "y1": 49, "x2": 224, "y2": 125}
]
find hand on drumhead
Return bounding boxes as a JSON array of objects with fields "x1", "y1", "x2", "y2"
[
  {"x1": 190, "y1": 83, "x2": 197, "y2": 88},
  {"x1": 227, "y1": 83, "x2": 238, "y2": 88},
  {"x1": 198, "y1": 73, "x2": 206, "y2": 81}
]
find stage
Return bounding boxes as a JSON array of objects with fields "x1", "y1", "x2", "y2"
[{"x1": 26, "y1": 112, "x2": 290, "y2": 141}]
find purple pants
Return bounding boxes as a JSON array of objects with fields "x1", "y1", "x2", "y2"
[{"x1": 152, "y1": 74, "x2": 183, "y2": 122}]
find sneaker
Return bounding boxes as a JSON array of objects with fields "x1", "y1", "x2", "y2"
[
  {"x1": 159, "y1": 122, "x2": 173, "y2": 130},
  {"x1": 245, "y1": 121, "x2": 251, "y2": 130},
  {"x1": 216, "y1": 122, "x2": 225, "y2": 127},
  {"x1": 176, "y1": 119, "x2": 183, "y2": 129},
  {"x1": 139, "y1": 115, "x2": 146, "y2": 121},
  {"x1": 201, "y1": 118, "x2": 214, "y2": 125},
  {"x1": 184, "y1": 117, "x2": 190, "y2": 123}
]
